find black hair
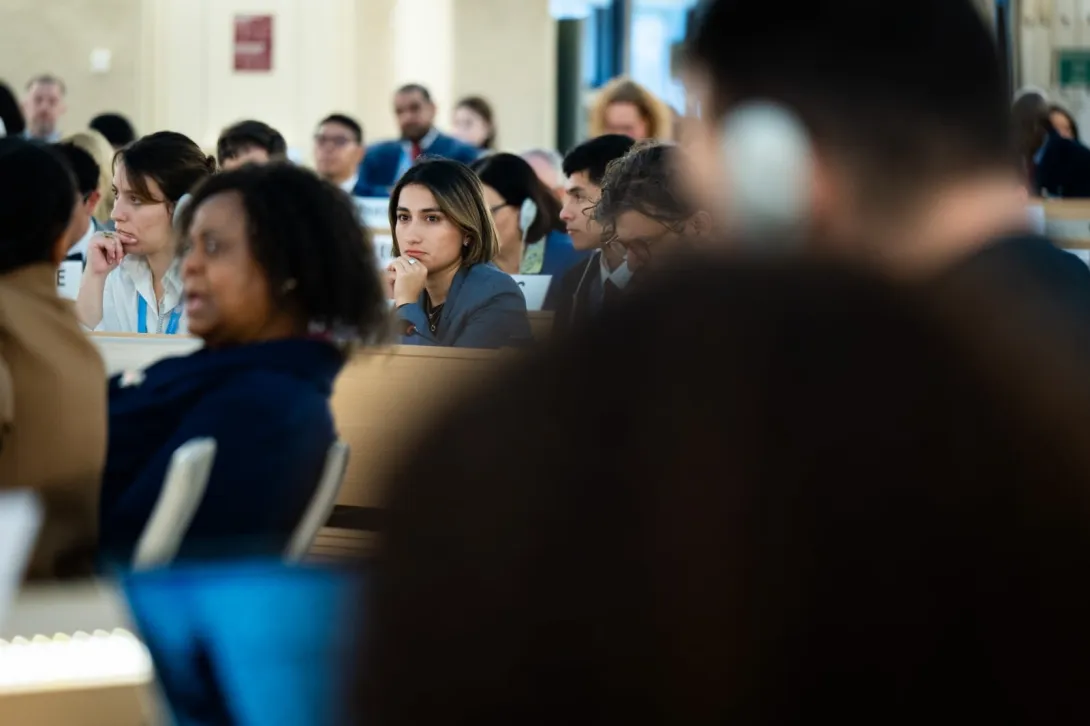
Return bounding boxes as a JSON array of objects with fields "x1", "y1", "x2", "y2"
[
  {"x1": 217, "y1": 119, "x2": 288, "y2": 165},
  {"x1": 0, "y1": 81, "x2": 25, "y2": 137},
  {"x1": 177, "y1": 163, "x2": 386, "y2": 348},
  {"x1": 471, "y1": 153, "x2": 565, "y2": 242},
  {"x1": 562, "y1": 134, "x2": 637, "y2": 186},
  {"x1": 53, "y1": 142, "x2": 100, "y2": 197},
  {"x1": 595, "y1": 142, "x2": 696, "y2": 237},
  {"x1": 396, "y1": 84, "x2": 432, "y2": 103},
  {"x1": 455, "y1": 96, "x2": 496, "y2": 149},
  {"x1": 318, "y1": 114, "x2": 363, "y2": 145},
  {"x1": 1049, "y1": 104, "x2": 1080, "y2": 140},
  {"x1": 687, "y1": 0, "x2": 1010, "y2": 192},
  {"x1": 116, "y1": 131, "x2": 216, "y2": 204},
  {"x1": 0, "y1": 138, "x2": 76, "y2": 273},
  {"x1": 89, "y1": 113, "x2": 136, "y2": 149}
]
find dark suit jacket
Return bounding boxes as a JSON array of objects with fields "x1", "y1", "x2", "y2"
[
  {"x1": 354, "y1": 131, "x2": 481, "y2": 197},
  {"x1": 398, "y1": 263, "x2": 532, "y2": 348},
  {"x1": 100, "y1": 339, "x2": 344, "y2": 566},
  {"x1": 1035, "y1": 131, "x2": 1090, "y2": 198},
  {"x1": 548, "y1": 253, "x2": 600, "y2": 339}
]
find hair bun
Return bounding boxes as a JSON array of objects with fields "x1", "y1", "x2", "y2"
[{"x1": 204, "y1": 154, "x2": 217, "y2": 172}]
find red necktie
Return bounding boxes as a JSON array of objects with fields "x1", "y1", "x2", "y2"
[{"x1": 410, "y1": 142, "x2": 421, "y2": 161}]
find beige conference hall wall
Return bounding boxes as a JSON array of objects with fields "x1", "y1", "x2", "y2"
[{"x1": 0, "y1": 0, "x2": 556, "y2": 163}]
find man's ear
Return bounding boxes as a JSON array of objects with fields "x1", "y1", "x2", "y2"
[{"x1": 689, "y1": 210, "x2": 714, "y2": 237}]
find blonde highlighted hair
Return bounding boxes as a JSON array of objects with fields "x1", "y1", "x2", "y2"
[
  {"x1": 588, "y1": 76, "x2": 674, "y2": 141},
  {"x1": 63, "y1": 129, "x2": 115, "y2": 223},
  {"x1": 388, "y1": 158, "x2": 500, "y2": 266}
]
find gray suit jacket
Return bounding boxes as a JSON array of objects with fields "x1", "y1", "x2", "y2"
[{"x1": 397, "y1": 263, "x2": 532, "y2": 348}]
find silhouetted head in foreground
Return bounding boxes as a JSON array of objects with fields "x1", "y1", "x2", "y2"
[{"x1": 360, "y1": 256, "x2": 1090, "y2": 724}]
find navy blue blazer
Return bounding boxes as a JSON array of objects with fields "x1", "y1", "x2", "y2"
[
  {"x1": 398, "y1": 263, "x2": 532, "y2": 348},
  {"x1": 354, "y1": 131, "x2": 481, "y2": 197},
  {"x1": 99, "y1": 339, "x2": 345, "y2": 566},
  {"x1": 1035, "y1": 131, "x2": 1090, "y2": 198}
]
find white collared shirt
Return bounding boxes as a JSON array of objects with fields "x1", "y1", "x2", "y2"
[
  {"x1": 69, "y1": 219, "x2": 96, "y2": 263},
  {"x1": 599, "y1": 250, "x2": 632, "y2": 290},
  {"x1": 339, "y1": 173, "x2": 360, "y2": 195},
  {"x1": 95, "y1": 255, "x2": 188, "y2": 334}
]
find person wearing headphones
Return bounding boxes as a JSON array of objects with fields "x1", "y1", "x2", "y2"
[
  {"x1": 386, "y1": 159, "x2": 532, "y2": 348},
  {"x1": 75, "y1": 132, "x2": 215, "y2": 334},
  {"x1": 470, "y1": 153, "x2": 586, "y2": 279}
]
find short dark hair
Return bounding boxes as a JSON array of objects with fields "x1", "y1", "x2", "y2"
[
  {"x1": 177, "y1": 163, "x2": 387, "y2": 349},
  {"x1": 53, "y1": 142, "x2": 100, "y2": 197},
  {"x1": 455, "y1": 96, "x2": 496, "y2": 148},
  {"x1": 25, "y1": 73, "x2": 65, "y2": 95},
  {"x1": 562, "y1": 134, "x2": 637, "y2": 186},
  {"x1": 115, "y1": 131, "x2": 216, "y2": 204},
  {"x1": 687, "y1": 0, "x2": 1010, "y2": 194},
  {"x1": 89, "y1": 113, "x2": 137, "y2": 149},
  {"x1": 471, "y1": 153, "x2": 565, "y2": 243},
  {"x1": 389, "y1": 158, "x2": 499, "y2": 266},
  {"x1": 0, "y1": 138, "x2": 76, "y2": 273},
  {"x1": 396, "y1": 84, "x2": 432, "y2": 104},
  {"x1": 0, "y1": 81, "x2": 26, "y2": 137},
  {"x1": 217, "y1": 119, "x2": 288, "y2": 165},
  {"x1": 595, "y1": 142, "x2": 696, "y2": 238},
  {"x1": 318, "y1": 114, "x2": 363, "y2": 145}
]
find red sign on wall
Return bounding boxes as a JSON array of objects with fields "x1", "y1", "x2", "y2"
[{"x1": 234, "y1": 15, "x2": 273, "y2": 72}]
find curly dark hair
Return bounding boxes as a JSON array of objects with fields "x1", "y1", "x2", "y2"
[
  {"x1": 594, "y1": 141, "x2": 696, "y2": 240},
  {"x1": 177, "y1": 162, "x2": 387, "y2": 349}
]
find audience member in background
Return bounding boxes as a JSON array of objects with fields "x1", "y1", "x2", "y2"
[
  {"x1": 64, "y1": 130, "x2": 116, "y2": 226},
  {"x1": 588, "y1": 76, "x2": 673, "y2": 141},
  {"x1": 217, "y1": 119, "x2": 288, "y2": 170},
  {"x1": 100, "y1": 164, "x2": 386, "y2": 565},
  {"x1": 1050, "y1": 104, "x2": 1079, "y2": 141},
  {"x1": 53, "y1": 142, "x2": 104, "y2": 267},
  {"x1": 521, "y1": 148, "x2": 566, "y2": 200},
  {"x1": 1013, "y1": 91, "x2": 1090, "y2": 198},
  {"x1": 547, "y1": 134, "x2": 637, "y2": 335},
  {"x1": 89, "y1": 112, "x2": 136, "y2": 151},
  {"x1": 596, "y1": 142, "x2": 712, "y2": 274},
  {"x1": 22, "y1": 74, "x2": 66, "y2": 142},
  {"x1": 387, "y1": 159, "x2": 531, "y2": 348},
  {"x1": 0, "y1": 81, "x2": 25, "y2": 138},
  {"x1": 471, "y1": 153, "x2": 584, "y2": 280},
  {"x1": 361, "y1": 259, "x2": 1090, "y2": 724},
  {"x1": 0, "y1": 139, "x2": 105, "y2": 579},
  {"x1": 313, "y1": 114, "x2": 365, "y2": 195},
  {"x1": 356, "y1": 84, "x2": 480, "y2": 197},
  {"x1": 76, "y1": 131, "x2": 216, "y2": 334},
  {"x1": 682, "y1": 0, "x2": 1090, "y2": 354},
  {"x1": 452, "y1": 96, "x2": 496, "y2": 152}
]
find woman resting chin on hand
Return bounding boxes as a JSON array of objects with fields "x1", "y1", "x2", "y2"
[
  {"x1": 387, "y1": 159, "x2": 531, "y2": 348},
  {"x1": 98, "y1": 164, "x2": 387, "y2": 567}
]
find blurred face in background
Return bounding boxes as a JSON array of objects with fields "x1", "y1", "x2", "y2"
[
  {"x1": 314, "y1": 122, "x2": 363, "y2": 185},
  {"x1": 559, "y1": 171, "x2": 603, "y2": 251},
  {"x1": 452, "y1": 105, "x2": 491, "y2": 148},
  {"x1": 604, "y1": 101, "x2": 650, "y2": 140},
  {"x1": 524, "y1": 154, "x2": 564, "y2": 200},
  {"x1": 395, "y1": 90, "x2": 436, "y2": 143},
  {"x1": 222, "y1": 145, "x2": 271, "y2": 171},
  {"x1": 1051, "y1": 110, "x2": 1075, "y2": 139},
  {"x1": 23, "y1": 80, "x2": 65, "y2": 138}
]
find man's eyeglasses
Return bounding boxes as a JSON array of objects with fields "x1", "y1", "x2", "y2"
[{"x1": 313, "y1": 135, "x2": 355, "y2": 149}]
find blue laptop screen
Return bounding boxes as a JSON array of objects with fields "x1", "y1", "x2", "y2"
[{"x1": 121, "y1": 561, "x2": 364, "y2": 726}]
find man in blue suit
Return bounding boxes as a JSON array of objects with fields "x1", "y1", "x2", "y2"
[{"x1": 354, "y1": 84, "x2": 480, "y2": 198}]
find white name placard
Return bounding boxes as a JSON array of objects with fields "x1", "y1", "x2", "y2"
[
  {"x1": 353, "y1": 196, "x2": 390, "y2": 231},
  {"x1": 373, "y1": 235, "x2": 394, "y2": 265},
  {"x1": 0, "y1": 491, "x2": 41, "y2": 629},
  {"x1": 56, "y1": 260, "x2": 82, "y2": 300},
  {"x1": 511, "y1": 274, "x2": 552, "y2": 311}
]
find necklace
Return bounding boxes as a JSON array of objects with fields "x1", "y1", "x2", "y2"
[{"x1": 424, "y1": 297, "x2": 443, "y2": 333}]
